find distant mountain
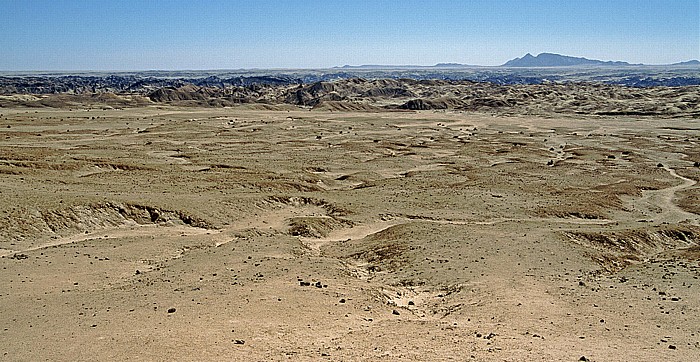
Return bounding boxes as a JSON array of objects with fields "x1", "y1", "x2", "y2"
[
  {"x1": 502, "y1": 53, "x2": 637, "y2": 67},
  {"x1": 338, "y1": 64, "x2": 399, "y2": 69},
  {"x1": 433, "y1": 63, "x2": 469, "y2": 68},
  {"x1": 670, "y1": 60, "x2": 700, "y2": 66},
  {"x1": 336, "y1": 63, "x2": 473, "y2": 69},
  {"x1": 335, "y1": 55, "x2": 699, "y2": 69}
]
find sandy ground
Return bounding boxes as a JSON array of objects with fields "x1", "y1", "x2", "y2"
[{"x1": 1, "y1": 106, "x2": 699, "y2": 361}]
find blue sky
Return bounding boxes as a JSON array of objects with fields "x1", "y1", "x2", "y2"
[{"x1": 1, "y1": 0, "x2": 698, "y2": 70}]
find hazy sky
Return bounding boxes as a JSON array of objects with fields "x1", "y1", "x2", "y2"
[{"x1": 1, "y1": 0, "x2": 698, "y2": 70}]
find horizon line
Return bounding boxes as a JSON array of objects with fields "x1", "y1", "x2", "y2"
[{"x1": 2, "y1": 62, "x2": 699, "y2": 73}]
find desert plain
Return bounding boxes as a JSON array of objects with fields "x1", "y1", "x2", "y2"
[{"x1": 1, "y1": 86, "x2": 700, "y2": 361}]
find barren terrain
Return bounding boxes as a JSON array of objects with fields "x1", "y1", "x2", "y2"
[{"x1": 1, "y1": 91, "x2": 699, "y2": 360}]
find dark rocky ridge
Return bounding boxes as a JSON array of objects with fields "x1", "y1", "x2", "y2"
[
  {"x1": 0, "y1": 75, "x2": 298, "y2": 95},
  {"x1": 2, "y1": 63, "x2": 700, "y2": 98},
  {"x1": 2, "y1": 77, "x2": 698, "y2": 118}
]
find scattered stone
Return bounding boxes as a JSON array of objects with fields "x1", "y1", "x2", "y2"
[
  {"x1": 234, "y1": 339, "x2": 245, "y2": 345},
  {"x1": 408, "y1": 300, "x2": 415, "y2": 306},
  {"x1": 392, "y1": 309, "x2": 400, "y2": 315},
  {"x1": 668, "y1": 345, "x2": 676, "y2": 350},
  {"x1": 657, "y1": 163, "x2": 664, "y2": 168},
  {"x1": 339, "y1": 299, "x2": 346, "y2": 303},
  {"x1": 579, "y1": 356, "x2": 589, "y2": 362},
  {"x1": 167, "y1": 308, "x2": 176, "y2": 314}
]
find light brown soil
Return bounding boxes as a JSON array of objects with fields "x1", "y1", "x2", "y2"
[{"x1": 1, "y1": 107, "x2": 699, "y2": 361}]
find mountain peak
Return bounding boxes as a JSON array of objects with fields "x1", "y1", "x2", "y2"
[
  {"x1": 502, "y1": 53, "x2": 634, "y2": 67},
  {"x1": 670, "y1": 59, "x2": 700, "y2": 66}
]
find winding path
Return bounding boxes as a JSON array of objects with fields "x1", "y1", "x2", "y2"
[{"x1": 631, "y1": 166, "x2": 698, "y2": 225}]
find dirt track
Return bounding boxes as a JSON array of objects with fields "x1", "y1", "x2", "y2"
[{"x1": 1, "y1": 107, "x2": 699, "y2": 361}]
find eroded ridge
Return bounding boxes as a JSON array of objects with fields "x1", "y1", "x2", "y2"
[{"x1": 0, "y1": 202, "x2": 213, "y2": 256}]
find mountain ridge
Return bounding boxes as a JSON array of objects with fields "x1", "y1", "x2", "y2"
[
  {"x1": 335, "y1": 54, "x2": 699, "y2": 69},
  {"x1": 502, "y1": 53, "x2": 640, "y2": 67},
  {"x1": 671, "y1": 59, "x2": 700, "y2": 66}
]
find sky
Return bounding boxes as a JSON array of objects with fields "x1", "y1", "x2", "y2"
[{"x1": 1, "y1": 0, "x2": 698, "y2": 71}]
